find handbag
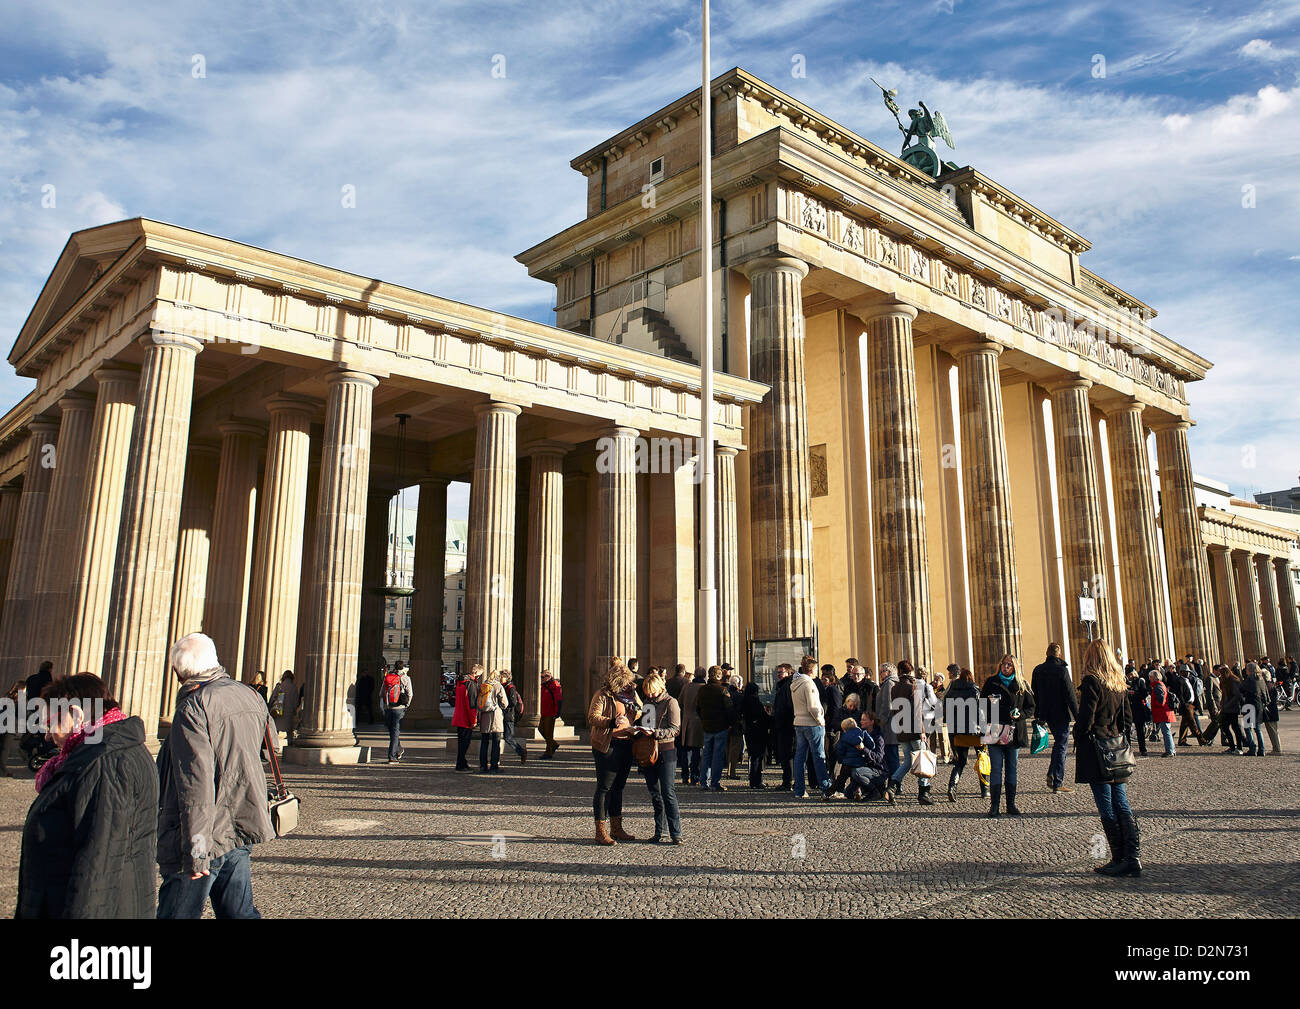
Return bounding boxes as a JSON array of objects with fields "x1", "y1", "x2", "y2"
[
  {"x1": 1091, "y1": 731, "x2": 1136, "y2": 782},
  {"x1": 981, "y1": 722, "x2": 1013, "y2": 746},
  {"x1": 264, "y1": 724, "x2": 300, "y2": 837},
  {"x1": 632, "y1": 731, "x2": 659, "y2": 767},
  {"x1": 1030, "y1": 722, "x2": 1051, "y2": 755},
  {"x1": 976, "y1": 748, "x2": 991, "y2": 777},
  {"x1": 908, "y1": 745, "x2": 937, "y2": 778}
]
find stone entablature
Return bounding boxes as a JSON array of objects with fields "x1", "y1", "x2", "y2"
[
  {"x1": 6, "y1": 221, "x2": 766, "y2": 449},
  {"x1": 1200, "y1": 505, "x2": 1298, "y2": 561}
]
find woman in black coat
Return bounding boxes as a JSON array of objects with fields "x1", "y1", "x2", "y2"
[
  {"x1": 978, "y1": 655, "x2": 1036, "y2": 817},
  {"x1": 739, "y1": 682, "x2": 769, "y2": 789},
  {"x1": 16, "y1": 674, "x2": 158, "y2": 918},
  {"x1": 943, "y1": 668, "x2": 987, "y2": 801},
  {"x1": 1075, "y1": 639, "x2": 1140, "y2": 877}
]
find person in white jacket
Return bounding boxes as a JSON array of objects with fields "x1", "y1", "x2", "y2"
[{"x1": 790, "y1": 658, "x2": 833, "y2": 800}]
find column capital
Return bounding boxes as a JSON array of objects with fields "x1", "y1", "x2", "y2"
[
  {"x1": 1044, "y1": 375, "x2": 1093, "y2": 395},
  {"x1": 1148, "y1": 414, "x2": 1192, "y2": 433},
  {"x1": 599, "y1": 425, "x2": 640, "y2": 441},
  {"x1": 948, "y1": 336, "x2": 1005, "y2": 360},
  {"x1": 474, "y1": 401, "x2": 522, "y2": 419},
  {"x1": 715, "y1": 444, "x2": 739, "y2": 458},
  {"x1": 847, "y1": 299, "x2": 918, "y2": 324},
  {"x1": 324, "y1": 368, "x2": 380, "y2": 390},
  {"x1": 218, "y1": 418, "x2": 267, "y2": 439},
  {"x1": 1272, "y1": 555, "x2": 1292, "y2": 571},
  {"x1": 57, "y1": 390, "x2": 96, "y2": 411},
  {"x1": 520, "y1": 440, "x2": 570, "y2": 460},
  {"x1": 418, "y1": 474, "x2": 452, "y2": 490},
  {"x1": 187, "y1": 439, "x2": 221, "y2": 460},
  {"x1": 1100, "y1": 396, "x2": 1146, "y2": 418},
  {"x1": 265, "y1": 394, "x2": 317, "y2": 419},
  {"x1": 92, "y1": 362, "x2": 140, "y2": 385},
  {"x1": 139, "y1": 330, "x2": 203, "y2": 355},
  {"x1": 739, "y1": 255, "x2": 808, "y2": 280},
  {"x1": 27, "y1": 414, "x2": 59, "y2": 437},
  {"x1": 1207, "y1": 542, "x2": 1232, "y2": 555}
]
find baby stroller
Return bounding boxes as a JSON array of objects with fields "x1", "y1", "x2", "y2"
[{"x1": 20, "y1": 732, "x2": 57, "y2": 772}]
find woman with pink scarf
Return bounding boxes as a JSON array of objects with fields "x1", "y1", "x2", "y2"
[{"x1": 16, "y1": 673, "x2": 157, "y2": 918}]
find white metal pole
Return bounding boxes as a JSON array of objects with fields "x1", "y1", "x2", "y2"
[{"x1": 697, "y1": 0, "x2": 718, "y2": 673}]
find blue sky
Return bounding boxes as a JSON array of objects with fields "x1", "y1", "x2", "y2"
[{"x1": 3, "y1": 0, "x2": 1299, "y2": 509}]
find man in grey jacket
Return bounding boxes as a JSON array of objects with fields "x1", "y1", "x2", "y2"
[
  {"x1": 874, "y1": 662, "x2": 901, "y2": 784},
  {"x1": 157, "y1": 632, "x2": 276, "y2": 919}
]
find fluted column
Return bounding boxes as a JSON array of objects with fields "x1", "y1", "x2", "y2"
[
  {"x1": 1232, "y1": 550, "x2": 1265, "y2": 660},
  {"x1": 291, "y1": 369, "x2": 377, "y2": 761},
  {"x1": 357, "y1": 490, "x2": 391, "y2": 674},
  {"x1": 522, "y1": 445, "x2": 565, "y2": 726},
  {"x1": 0, "y1": 486, "x2": 21, "y2": 629},
  {"x1": 65, "y1": 367, "x2": 139, "y2": 676},
  {"x1": 953, "y1": 340, "x2": 1021, "y2": 676},
  {"x1": 716, "y1": 444, "x2": 740, "y2": 668},
  {"x1": 406, "y1": 476, "x2": 448, "y2": 728},
  {"x1": 30, "y1": 392, "x2": 95, "y2": 667},
  {"x1": 1154, "y1": 420, "x2": 1217, "y2": 660},
  {"x1": 1255, "y1": 553, "x2": 1284, "y2": 659},
  {"x1": 1049, "y1": 379, "x2": 1112, "y2": 666},
  {"x1": 244, "y1": 397, "x2": 313, "y2": 683},
  {"x1": 463, "y1": 402, "x2": 520, "y2": 676},
  {"x1": 597, "y1": 426, "x2": 638, "y2": 668},
  {"x1": 1104, "y1": 400, "x2": 1167, "y2": 662},
  {"x1": 1209, "y1": 546, "x2": 1243, "y2": 667},
  {"x1": 1272, "y1": 558, "x2": 1300, "y2": 661},
  {"x1": 860, "y1": 302, "x2": 931, "y2": 671},
  {"x1": 0, "y1": 416, "x2": 59, "y2": 685},
  {"x1": 161, "y1": 443, "x2": 219, "y2": 726},
  {"x1": 103, "y1": 333, "x2": 202, "y2": 745},
  {"x1": 744, "y1": 256, "x2": 815, "y2": 640}
]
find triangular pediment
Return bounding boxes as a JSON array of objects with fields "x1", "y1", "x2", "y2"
[{"x1": 9, "y1": 218, "x2": 147, "y2": 368}]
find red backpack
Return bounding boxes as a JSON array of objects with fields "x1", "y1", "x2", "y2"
[{"x1": 384, "y1": 672, "x2": 409, "y2": 706}]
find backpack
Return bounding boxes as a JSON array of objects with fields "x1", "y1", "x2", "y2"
[
  {"x1": 384, "y1": 672, "x2": 409, "y2": 707},
  {"x1": 477, "y1": 682, "x2": 498, "y2": 712},
  {"x1": 507, "y1": 684, "x2": 523, "y2": 720}
]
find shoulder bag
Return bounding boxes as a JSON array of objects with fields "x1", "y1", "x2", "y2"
[
  {"x1": 1091, "y1": 730, "x2": 1136, "y2": 782},
  {"x1": 264, "y1": 723, "x2": 300, "y2": 837}
]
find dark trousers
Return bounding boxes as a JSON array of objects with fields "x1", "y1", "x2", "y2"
[
  {"x1": 593, "y1": 740, "x2": 634, "y2": 820},
  {"x1": 539, "y1": 716, "x2": 558, "y2": 753},
  {"x1": 455, "y1": 727, "x2": 474, "y2": 768},
  {"x1": 158, "y1": 846, "x2": 259, "y2": 919},
  {"x1": 745, "y1": 732, "x2": 766, "y2": 786},
  {"x1": 1047, "y1": 720, "x2": 1070, "y2": 786},
  {"x1": 1221, "y1": 713, "x2": 1245, "y2": 749},
  {"x1": 642, "y1": 748, "x2": 682, "y2": 839},
  {"x1": 1131, "y1": 720, "x2": 1149, "y2": 755},
  {"x1": 384, "y1": 705, "x2": 405, "y2": 759},
  {"x1": 680, "y1": 746, "x2": 701, "y2": 785},
  {"x1": 1178, "y1": 705, "x2": 1206, "y2": 744},
  {"x1": 479, "y1": 731, "x2": 502, "y2": 770}
]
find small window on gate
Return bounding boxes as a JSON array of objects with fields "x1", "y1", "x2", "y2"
[{"x1": 649, "y1": 157, "x2": 664, "y2": 183}]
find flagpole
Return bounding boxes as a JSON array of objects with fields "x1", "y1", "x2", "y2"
[{"x1": 697, "y1": 0, "x2": 718, "y2": 673}]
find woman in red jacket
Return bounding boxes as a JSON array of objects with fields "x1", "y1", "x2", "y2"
[
  {"x1": 539, "y1": 669, "x2": 563, "y2": 758},
  {"x1": 452, "y1": 665, "x2": 481, "y2": 771},
  {"x1": 1148, "y1": 668, "x2": 1177, "y2": 757}
]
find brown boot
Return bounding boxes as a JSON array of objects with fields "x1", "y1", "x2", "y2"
[
  {"x1": 595, "y1": 819, "x2": 616, "y2": 846},
  {"x1": 609, "y1": 816, "x2": 636, "y2": 842}
]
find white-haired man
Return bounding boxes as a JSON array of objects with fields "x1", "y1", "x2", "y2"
[{"x1": 157, "y1": 632, "x2": 276, "y2": 919}]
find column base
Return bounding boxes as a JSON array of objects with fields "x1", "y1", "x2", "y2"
[{"x1": 284, "y1": 745, "x2": 365, "y2": 766}]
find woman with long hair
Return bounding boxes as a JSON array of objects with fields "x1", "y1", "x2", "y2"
[
  {"x1": 588, "y1": 657, "x2": 641, "y2": 845},
  {"x1": 978, "y1": 654, "x2": 1036, "y2": 817},
  {"x1": 1075, "y1": 639, "x2": 1140, "y2": 877}
]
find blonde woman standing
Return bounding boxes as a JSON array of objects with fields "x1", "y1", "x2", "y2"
[
  {"x1": 978, "y1": 654, "x2": 1036, "y2": 817},
  {"x1": 588, "y1": 657, "x2": 641, "y2": 845},
  {"x1": 1076, "y1": 638, "x2": 1140, "y2": 877},
  {"x1": 476, "y1": 669, "x2": 507, "y2": 774}
]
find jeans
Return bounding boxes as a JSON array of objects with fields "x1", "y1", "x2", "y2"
[
  {"x1": 1047, "y1": 720, "x2": 1070, "y2": 786},
  {"x1": 890, "y1": 739, "x2": 930, "y2": 786},
  {"x1": 987, "y1": 742, "x2": 1018, "y2": 789},
  {"x1": 479, "y1": 731, "x2": 502, "y2": 771},
  {"x1": 681, "y1": 746, "x2": 701, "y2": 785},
  {"x1": 701, "y1": 729, "x2": 728, "y2": 788},
  {"x1": 158, "y1": 846, "x2": 260, "y2": 919},
  {"x1": 1244, "y1": 724, "x2": 1265, "y2": 755},
  {"x1": 455, "y1": 726, "x2": 474, "y2": 768},
  {"x1": 593, "y1": 740, "x2": 634, "y2": 820},
  {"x1": 1089, "y1": 780, "x2": 1132, "y2": 829},
  {"x1": 642, "y1": 748, "x2": 682, "y2": 839},
  {"x1": 1158, "y1": 722, "x2": 1175, "y2": 755},
  {"x1": 502, "y1": 719, "x2": 525, "y2": 758},
  {"x1": 883, "y1": 739, "x2": 901, "y2": 783},
  {"x1": 793, "y1": 724, "x2": 830, "y2": 797},
  {"x1": 832, "y1": 763, "x2": 884, "y2": 797},
  {"x1": 1221, "y1": 714, "x2": 1245, "y2": 750},
  {"x1": 384, "y1": 705, "x2": 405, "y2": 759}
]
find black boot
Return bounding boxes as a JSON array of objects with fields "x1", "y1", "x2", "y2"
[
  {"x1": 947, "y1": 767, "x2": 960, "y2": 802},
  {"x1": 1094, "y1": 819, "x2": 1123, "y2": 874},
  {"x1": 1102, "y1": 812, "x2": 1142, "y2": 877},
  {"x1": 987, "y1": 784, "x2": 1001, "y2": 817},
  {"x1": 980, "y1": 778, "x2": 990, "y2": 799},
  {"x1": 918, "y1": 780, "x2": 935, "y2": 805},
  {"x1": 1006, "y1": 784, "x2": 1022, "y2": 816}
]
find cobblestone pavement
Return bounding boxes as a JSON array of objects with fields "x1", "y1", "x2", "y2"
[{"x1": 2, "y1": 712, "x2": 1297, "y2": 918}]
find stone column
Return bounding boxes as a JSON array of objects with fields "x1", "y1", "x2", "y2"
[
  {"x1": 0, "y1": 417, "x2": 58, "y2": 685},
  {"x1": 861, "y1": 302, "x2": 931, "y2": 671},
  {"x1": 406, "y1": 476, "x2": 448, "y2": 728},
  {"x1": 1209, "y1": 546, "x2": 1243, "y2": 667},
  {"x1": 463, "y1": 403, "x2": 520, "y2": 676},
  {"x1": 30, "y1": 392, "x2": 95, "y2": 667},
  {"x1": 1153, "y1": 420, "x2": 1217, "y2": 661},
  {"x1": 357, "y1": 490, "x2": 391, "y2": 675},
  {"x1": 161, "y1": 443, "x2": 219, "y2": 726},
  {"x1": 1255, "y1": 553, "x2": 1284, "y2": 659},
  {"x1": 953, "y1": 339, "x2": 1021, "y2": 676},
  {"x1": 597, "y1": 426, "x2": 638, "y2": 670},
  {"x1": 244, "y1": 397, "x2": 314, "y2": 683},
  {"x1": 745, "y1": 257, "x2": 815, "y2": 640},
  {"x1": 521, "y1": 446, "x2": 564, "y2": 729},
  {"x1": 202, "y1": 421, "x2": 264, "y2": 681},
  {"x1": 65, "y1": 366, "x2": 139, "y2": 676},
  {"x1": 716, "y1": 444, "x2": 741, "y2": 668},
  {"x1": 1104, "y1": 400, "x2": 1167, "y2": 663},
  {"x1": 103, "y1": 333, "x2": 202, "y2": 745},
  {"x1": 560, "y1": 470, "x2": 589, "y2": 723},
  {"x1": 1271, "y1": 558, "x2": 1300, "y2": 661},
  {"x1": 1049, "y1": 379, "x2": 1112, "y2": 666},
  {"x1": 291, "y1": 369, "x2": 377, "y2": 762},
  {"x1": 1232, "y1": 550, "x2": 1265, "y2": 660},
  {"x1": 0, "y1": 485, "x2": 21, "y2": 629}
]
